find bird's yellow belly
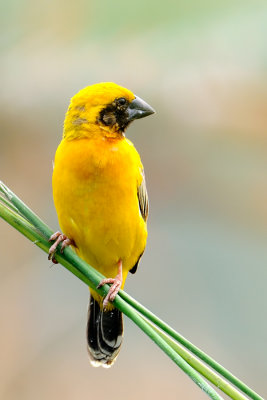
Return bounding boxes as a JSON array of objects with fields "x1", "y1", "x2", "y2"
[{"x1": 52, "y1": 137, "x2": 147, "y2": 286}]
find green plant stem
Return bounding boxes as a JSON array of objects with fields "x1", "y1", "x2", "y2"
[
  {"x1": 118, "y1": 291, "x2": 263, "y2": 400},
  {"x1": 0, "y1": 199, "x2": 224, "y2": 400},
  {"x1": 0, "y1": 182, "x2": 264, "y2": 400},
  {"x1": 0, "y1": 200, "x2": 101, "y2": 292},
  {"x1": 0, "y1": 193, "x2": 20, "y2": 213},
  {"x1": 113, "y1": 297, "x2": 224, "y2": 400},
  {"x1": 0, "y1": 182, "x2": 54, "y2": 238},
  {"x1": 144, "y1": 319, "x2": 248, "y2": 400}
]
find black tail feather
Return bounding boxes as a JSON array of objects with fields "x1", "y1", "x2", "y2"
[{"x1": 87, "y1": 295, "x2": 123, "y2": 367}]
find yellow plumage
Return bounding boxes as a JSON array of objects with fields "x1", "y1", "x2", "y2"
[
  {"x1": 50, "y1": 82, "x2": 154, "y2": 366},
  {"x1": 53, "y1": 135, "x2": 147, "y2": 302}
]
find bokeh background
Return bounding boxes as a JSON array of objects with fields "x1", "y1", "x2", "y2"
[{"x1": 1, "y1": 1, "x2": 267, "y2": 399}]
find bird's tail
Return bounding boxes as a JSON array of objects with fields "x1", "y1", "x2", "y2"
[{"x1": 86, "y1": 294, "x2": 123, "y2": 368}]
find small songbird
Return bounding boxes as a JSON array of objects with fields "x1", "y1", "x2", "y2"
[{"x1": 49, "y1": 82, "x2": 155, "y2": 367}]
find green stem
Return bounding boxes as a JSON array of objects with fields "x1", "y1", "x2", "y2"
[
  {"x1": 0, "y1": 193, "x2": 20, "y2": 214},
  {"x1": 0, "y1": 182, "x2": 264, "y2": 400},
  {"x1": 0, "y1": 181, "x2": 54, "y2": 238},
  {"x1": 144, "y1": 319, "x2": 248, "y2": 400},
  {"x1": 113, "y1": 297, "x2": 224, "y2": 400},
  {"x1": 0, "y1": 200, "x2": 223, "y2": 400},
  {"x1": 0, "y1": 200, "x2": 102, "y2": 293},
  {"x1": 118, "y1": 291, "x2": 264, "y2": 400}
]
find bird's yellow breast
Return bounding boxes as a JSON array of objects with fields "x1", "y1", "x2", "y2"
[{"x1": 52, "y1": 135, "x2": 147, "y2": 286}]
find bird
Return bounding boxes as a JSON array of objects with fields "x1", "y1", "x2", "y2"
[{"x1": 48, "y1": 82, "x2": 155, "y2": 367}]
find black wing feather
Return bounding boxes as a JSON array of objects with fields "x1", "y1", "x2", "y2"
[
  {"x1": 129, "y1": 171, "x2": 148, "y2": 275},
  {"x1": 137, "y1": 170, "x2": 149, "y2": 222}
]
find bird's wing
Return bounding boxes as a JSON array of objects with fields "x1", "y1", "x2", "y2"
[
  {"x1": 137, "y1": 170, "x2": 149, "y2": 222},
  {"x1": 129, "y1": 170, "x2": 148, "y2": 275}
]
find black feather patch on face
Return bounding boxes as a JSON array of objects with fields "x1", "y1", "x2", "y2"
[{"x1": 98, "y1": 97, "x2": 130, "y2": 132}]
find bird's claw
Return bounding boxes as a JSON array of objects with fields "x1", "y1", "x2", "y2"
[
  {"x1": 48, "y1": 231, "x2": 73, "y2": 263},
  {"x1": 97, "y1": 260, "x2": 123, "y2": 309}
]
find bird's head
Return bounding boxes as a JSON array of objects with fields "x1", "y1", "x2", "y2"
[{"x1": 63, "y1": 82, "x2": 155, "y2": 139}]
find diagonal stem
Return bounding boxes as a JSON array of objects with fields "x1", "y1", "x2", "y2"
[
  {"x1": 0, "y1": 181, "x2": 264, "y2": 400},
  {"x1": 0, "y1": 200, "x2": 224, "y2": 400},
  {"x1": 117, "y1": 291, "x2": 264, "y2": 400}
]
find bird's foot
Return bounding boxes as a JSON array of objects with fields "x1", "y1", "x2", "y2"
[
  {"x1": 48, "y1": 231, "x2": 74, "y2": 263},
  {"x1": 97, "y1": 260, "x2": 123, "y2": 309}
]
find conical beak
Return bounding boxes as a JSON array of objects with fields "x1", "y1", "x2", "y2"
[{"x1": 127, "y1": 95, "x2": 155, "y2": 122}]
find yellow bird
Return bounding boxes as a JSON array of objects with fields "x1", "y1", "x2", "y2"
[{"x1": 48, "y1": 82, "x2": 155, "y2": 367}]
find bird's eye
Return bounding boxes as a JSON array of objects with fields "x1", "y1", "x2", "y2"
[{"x1": 117, "y1": 97, "x2": 126, "y2": 106}]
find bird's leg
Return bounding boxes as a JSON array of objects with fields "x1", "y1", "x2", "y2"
[
  {"x1": 97, "y1": 260, "x2": 123, "y2": 309},
  {"x1": 48, "y1": 231, "x2": 74, "y2": 263}
]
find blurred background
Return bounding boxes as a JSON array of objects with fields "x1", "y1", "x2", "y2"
[{"x1": 1, "y1": 0, "x2": 267, "y2": 399}]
